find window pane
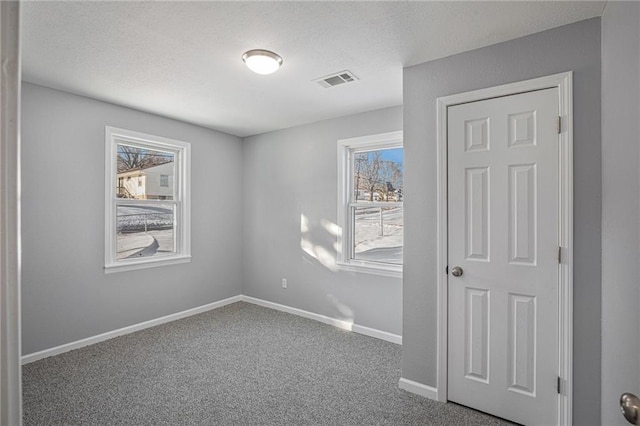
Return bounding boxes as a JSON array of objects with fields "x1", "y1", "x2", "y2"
[
  {"x1": 353, "y1": 148, "x2": 403, "y2": 202},
  {"x1": 353, "y1": 206, "x2": 403, "y2": 265},
  {"x1": 116, "y1": 144, "x2": 175, "y2": 200},
  {"x1": 116, "y1": 204, "x2": 175, "y2": 260}
]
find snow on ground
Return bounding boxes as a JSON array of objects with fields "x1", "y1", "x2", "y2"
[
  {"x1": 115, "y1": 205, "x2": 404, "y2": 263},
  {"x1": 116, "y1": 229, "x2": 174, "y2": 259},
  {"x1": 117, "y1": 205, "x2": 173, "y2": 233},
  {"x1": 353, "y1": 207, "x2": 403, "y2": 265},
  {"x1": 117, "y1": 233, "x2": 155, "y2": 259},
  {"x1": 116, "y1": 205, "x2": 174, "y2": 259},
  {"x1": 147, "y1": 230, "x2": 175, "y2": 253}
]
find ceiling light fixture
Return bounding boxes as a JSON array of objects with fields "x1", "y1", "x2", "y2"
[{"x1": 242, "y1": 49, "x2": 283, "y2": 75}]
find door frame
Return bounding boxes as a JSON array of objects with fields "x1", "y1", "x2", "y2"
[
  {"x1": 0, "y1": 1, "x2": 22, "y2": 424},
  {"x1": 435, "y1": 72, "x2": 573, "y2": 426}
]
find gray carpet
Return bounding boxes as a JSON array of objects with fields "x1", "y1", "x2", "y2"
[{"x1": 23, "y1": 302, "x2": 513, "y2": 425}]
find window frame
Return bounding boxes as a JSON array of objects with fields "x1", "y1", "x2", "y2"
[
  {"x1": 104, "y1": 126, "x2": 191, "y2": 273},
  {"x1": 337, "y1": 131, "x2": 403, "y2": 277}
]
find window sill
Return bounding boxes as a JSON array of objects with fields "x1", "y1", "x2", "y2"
[
  {"x1": 336, "y1": 261, "x2": 402, "y2": 278},
  {"x1": 104, "y1": 255, "x2": 191, "y2": 274}
]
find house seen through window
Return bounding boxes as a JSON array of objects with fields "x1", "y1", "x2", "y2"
[
  {"x1": 105, "y1": 127, "x2": 191, "y2": 273},
  {"x1": 116, "y1": 145, "x2": 176, "y2": 260}
]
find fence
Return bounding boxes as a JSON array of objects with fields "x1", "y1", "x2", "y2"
[
  {"x1": 353, "y1": 206, "x2": 403, "y2": 237},
  {"x1": 117, "y1": 210, "x2": 173, "y2": 234}
]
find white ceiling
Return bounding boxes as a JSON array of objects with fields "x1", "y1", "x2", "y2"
[{"x1": 21, "y1": 1, "x2": 606, "y2": 137}]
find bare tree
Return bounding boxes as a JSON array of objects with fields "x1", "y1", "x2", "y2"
[
  {"x1": 378, "y1": 160, "x2": 403, "y2": 201},
  {"x1": 117, "y1": 146, "x2": 173, "y2": 173},
  {"x1": 355, "y1": 151, "x2": 383, "y2": 201},
  {"x1": 354, "y1": 155, "x2": 365, "y2": 201}
]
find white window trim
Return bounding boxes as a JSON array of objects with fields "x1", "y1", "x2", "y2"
[
  {"x1": 104, "y1": 126, "x2": 191, "y2": 273},
  {"x1": 337, "y1": 131, "x2": 403, "y2": 278}
]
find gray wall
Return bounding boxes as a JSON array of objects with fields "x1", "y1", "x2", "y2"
[
  {"x1": 402, "y1": 19, "x2": 601, "y2": 424},
  {"x1": 242, "y1": 106, "x2": 403, "y2": 335},
  {"x1": 21, "y1": 83, "x2": 243, "y2": 355},
  {"x1": 601, "y1": 2, "x2": 640, "y2": 425}
]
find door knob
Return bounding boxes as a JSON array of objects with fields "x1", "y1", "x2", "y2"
[
  {"x1": 451, "y1": 266, "x2": 463, "y2": 277},
  {"x1": 621, "y1": 393, "x2": 640, "y2": 424}
]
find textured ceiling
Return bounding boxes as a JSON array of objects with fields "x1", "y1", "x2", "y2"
[{"x1": 21, "y1": 1, "x2": 606, "y2": 137}]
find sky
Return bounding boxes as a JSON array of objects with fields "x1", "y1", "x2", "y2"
[{"x1": 380, "y1": 147, "x2": 403, "y2": 165}]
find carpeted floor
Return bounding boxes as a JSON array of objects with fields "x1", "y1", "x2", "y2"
[{"x1": 23, "y1": 302, "x2": 513, "y2": 425}]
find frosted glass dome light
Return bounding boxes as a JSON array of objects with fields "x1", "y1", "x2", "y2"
[{"x1": 242, "y1": 49, "x2": 283, "y2": 75}]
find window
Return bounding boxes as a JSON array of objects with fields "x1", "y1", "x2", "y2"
[
  {"x1": 105, "y1": 127, "x2": 191, "y2": 273},
  {"x1": 337, "y1": 131, "x2": 403, "y2": 277}
]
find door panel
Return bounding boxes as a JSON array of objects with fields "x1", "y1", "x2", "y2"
[
  {"x1": 508, "y1": 164, "x2": 536, "y2": 265},
  {"x1": 465, "y1": 287, "x2": 490, "y2": 383},
  {"x1": 507, "y1": 293, "x2": 536, "y2": 396},
  {"x1": 447, "y1": 88, "x2": 559, "y2": 426},
  {"x1": 466, "y1": 167, "x2": 490, "y2": 261}
]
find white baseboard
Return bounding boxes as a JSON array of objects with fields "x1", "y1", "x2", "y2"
[
  {"x1": 22, "y1": 294, "x2": 402, "y2": 364},
  {"x1": 399, "y1": 377, "x2": 439, "y2": 400},
  {"x1": 241, "y1": 295, "x2": 402, "y2": 345},
  {"x1": 21, "y1": 295, "x2": 242, "y2": 364},
  {"x1": 351, "y1": 323, "x2": 402, "y2": 345}
]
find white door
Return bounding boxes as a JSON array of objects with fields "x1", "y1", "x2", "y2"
[{"x1": 447, "y1": 88, "x2": 559, "y2": 425}]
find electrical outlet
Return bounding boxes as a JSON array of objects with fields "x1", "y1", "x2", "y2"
[{"x1": 281, "y1": 278, "x2": 287, "y2": 289}]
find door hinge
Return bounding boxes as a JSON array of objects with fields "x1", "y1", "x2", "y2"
[
  {"x1": 445, "y1": 265, "x2": 448, "y2": 275},
  {"x1": 557, "y1": 116, "x2": 562, "y2": 134},
  {"x1": 557, "y1": 376, "x2": 561, "y2": 394},
  {"x1": 558, "y1": 247, "x2": 562, "y2": 264}
]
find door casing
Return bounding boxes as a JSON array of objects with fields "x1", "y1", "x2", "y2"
[{"x1": 435, "y1": 72, "x2": 573, "y2": 426}]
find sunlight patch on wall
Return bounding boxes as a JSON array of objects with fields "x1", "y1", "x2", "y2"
[
  {"x1": 300, "y1": 213, "x2": 340, "y2": 272},
  {"x1": 327, "y1": 293, "x2": 355, "y2": 324},
  {"x1": 300, "y1": 213, "x2": 310, "y2": 233},
  {"x1": 321, "y1": 219, "x2": 341, "y2": 237},
  {"x1": 321, "y1": 219, "x2": 342, "y2": 253}
]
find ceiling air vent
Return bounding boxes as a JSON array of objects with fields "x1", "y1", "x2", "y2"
[{"x1": 314, "y1": 70, "x2": 359, "y2": 88}]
